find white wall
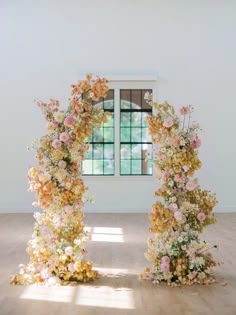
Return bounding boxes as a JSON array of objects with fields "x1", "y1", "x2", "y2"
[{"x1": 0, "y1": 0, "x2": 235, "y2": 213}]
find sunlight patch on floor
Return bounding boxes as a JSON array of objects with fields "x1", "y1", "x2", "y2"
[
  {"x1": 76, "y1": 285, "x2": 135, "y2": 309},
  {"x1": 20, "y1": 286, "x2": 75, "y2": 303},
  {"x1": 85, "y1": 226, "x2": 124, "y2": 242}
]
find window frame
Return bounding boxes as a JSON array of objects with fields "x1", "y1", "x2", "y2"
[{"x1": 81, "y1": 75, "x2": 158, "y2": 180}]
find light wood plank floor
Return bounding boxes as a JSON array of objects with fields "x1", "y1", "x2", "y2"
[{"x1": 0, "y1": 213, "x2": 235, "y2": 315}]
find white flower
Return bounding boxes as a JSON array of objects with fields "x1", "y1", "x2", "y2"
[
  {"x1": 171, "y1": 197, "x2": 177, "y2": 202},
  {"x1": 40, "y1": 268, "x2": 51, "y2": 280},
  {"x1": 168, "y1": 180, "x2": 174, "y2": 187},
  {"x1": 46, "y1": 276, "x2": 60, "y2": 286},
  {"x1": 54, "y1": 111, "x2": 65, "y2": 123},
  {"x1": 178, "y1": 237, "x2": 184, "y2": 243},
  {"x1": 180, "y1": 140, "x2": 185, "y2": 146},
  {"x1": 167, "y1": 150, "x2": 173, "y2": 157},
  {"x1": 65, "y1": 246, "x2": 73, "y2": 256}
]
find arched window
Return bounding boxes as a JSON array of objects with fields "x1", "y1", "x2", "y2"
[{"x1": 82, "y1": 78, "x2": 156, "y2": 176}]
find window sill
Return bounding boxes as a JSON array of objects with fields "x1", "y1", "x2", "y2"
[{"x1": 83, "y1": 175, "x2": 155, "y2": 181}]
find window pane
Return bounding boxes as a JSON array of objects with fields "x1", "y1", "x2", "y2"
[
  {"x1": 93, "y1": 128, "x2": 103, "y2": 142},
  {"x1": 120, "y1": 128, "x2": 131, "y2": 142},
  {"x1": 142, "y1": 128, "x2": 151, "y2": 142},
  {"x1": 131, "y1": 160, "x2": 141, "y2": 174},
  {"x1": 120, "y1": 89, "x2": 153, "y2": 176},
  {"x1": 104, "y1": 128, "x2": 114, "y2": 142},
  {"x1": 120, "y1": 112, "x2": 131, "y2": 127},
  {"x1": 132, "y1": 144, "x2": 141, "y2": 159},
  {"x1": 83, "y1": 89, "x2": 114, "y2": 176},
  {"x1": 103, "y1": 113, "x2": 114, "y2": 127},
  {"x1": 131, "y1": 128, "x2": 141, "y2": 142},
  {"x1": 131, "y1": 112, "x2": 141, "y2": 127},
  {"x1": 93, "y1": 160, "x2": 103, "y2": 175},
  {"x1": 120, "y1": 144, "x2": 131, "y2": 159},
  {"x1": 104, "y1": 160, "x2": 114, "y2": 175},
  {"x1": 104, "y1": 144, "x2": 114, "y2": 159},
  {"x1": 82, "y1": 160, "x2": 92, "y2": 175},
  {"x1": 120, "y1": 160, "x2": 131, "y2": 175},
  {"x1": 93, "y1": 144, "x2": 103, "y2": 159},
  {"x1": 142, "y1": 112, "x2": 149, "y2": 127},
  {"x1": 84, "y1": 144, "x2": 92, "y2": 159}
]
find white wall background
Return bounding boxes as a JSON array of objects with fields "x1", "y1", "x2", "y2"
[{"x1": 0, "y1": 0, "x2": 235, "y2": 213}]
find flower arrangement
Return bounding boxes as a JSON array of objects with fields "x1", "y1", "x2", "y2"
[
  {"x1": 11, "y1": 74, "x2": 110, "y2": 285},
  {"x1": 142, "y1": 97, "x2": 218, "y2": 286}
]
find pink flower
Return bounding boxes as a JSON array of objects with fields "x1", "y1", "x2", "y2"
[
  {"x1": 174, "y1": 210, "x2": 183, "y2": 221},
  {"x1": 180, "y1": 106, "x2": 190, "y2": 115},
  {"x1": 174, "y1": 174, "x2": 185, "y2": 183},
  {"x1": 169, "y1": 203, "x2": 178, "y2": 212},
  {"x1": 163, "y1": 117, "x2": 174, "y2": 128},
  {"x1": 162, "y1": 171, "x2": 170, "y2": 181},
  {"x1": 41, "y1": 226, "x2": 49, "y2": 235},
  {"x1": 189, "y1": 132, "x2": 197, "y2": 141},
  {"x1": 64, "y1": 115, "x2": 74, "y2": 126},
  {"x1": 186, "y1": 181, "x2": 196, "y2": 191},
  {"x1": 172, "y1": 135, "x2": 181, "y2": 147},
  {"x1": 197, "y1": 212, "x2": 206, "y2": 221},
  {"x1": 52, "y1": 139, "x2": 62, "y2": 149},
  {"x1": 68, "y1": 263, "x2": 75, "y2": 273},
  {"x1": 59, "y1": 132, "x2": 70, "y2": 143},
  {"x1": 58, "y1": 160, "x2": 67, "y2": 168},
  {"x1": 161, "y1": 256, "x2": 170, "y2": 264},
  {"x1": 192, "y1": 138, "x2": 201, "y2": 149},
  {"x1": 65, "y1": 205, "x2": 73, "y2": 214},
  {"x1": 160, "y1": 263, "x2": 169, "y2": 272}
]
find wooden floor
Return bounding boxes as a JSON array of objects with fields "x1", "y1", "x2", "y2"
[{"x1": 0, "y1": 213, "x2": 235, "y2": 315}]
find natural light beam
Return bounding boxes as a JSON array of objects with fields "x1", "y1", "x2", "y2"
[
  {"x1": 91, "y1": 233, "x2": 124, "y2": 242},
  {"x1": 76, "y1": 286, "x2": 135, "y2": 309},
  {"x1": 20, "y1": 286, "x2": 75, "y2": 303},
  {"x1": 93, "y1": 227, "x2": 123, "y2": 234}
]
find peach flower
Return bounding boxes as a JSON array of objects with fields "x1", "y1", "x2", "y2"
[
  {"x1": 163, "y1": 117, "x2": 174, "y2": 128},
  {"x1": 180, "y1": 106, "x2": 190, "y2": 115}
]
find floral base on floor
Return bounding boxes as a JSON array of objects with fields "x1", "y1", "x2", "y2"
[
  {"x1": 141, "y1": 98, "x2": 218, "y2": 286},
  {"x1": 11, "y1": 75, "x2": 110, "y2": 285}
]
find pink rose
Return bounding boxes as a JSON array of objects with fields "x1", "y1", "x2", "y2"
[
  {"x1": 186, "y1": 181, "x2": 196, "y2": 191},
  {"x1": 160, "y1": 263, "x2": 169, "y2": 272},
  {"x1": 59, "y1": 132, "x2": 70, "y2": 143},
  {"x1": 52, "y1": 139, "x2": 62, "y2": 149},
  {"x1": 64, "y1": 115, "x2": 74, "y2": 126},
  {"x1": 180, "y1": 106, "x2": 190, "y2": 115},
  {"x1": 58, "y1": 160, "x2": 67, "y2": 169},
  {"x1": 174, "y1": 174, "x2": 185, "y2": 183},
  {"x1": 163, "y1": 117, "x2": 174, "y2": 128},
  {"x1": 65, "y1": 205, "x2": 73, "y2": 214},
  {"x1": 192, "y1": 138, "x2": 201, "y2": 149},
  {"x1": 197, "y1": 212, "x2": 206, "y2": 221},
  {"x1": 161, "y1": 256, "x2": 170, "y2": 264},
  {"x1": 174, "y1": 210, "x2": 183, "y2": 221},
  {"x1": 169, "y1": 203, "x2": 178, "y2": 212}
]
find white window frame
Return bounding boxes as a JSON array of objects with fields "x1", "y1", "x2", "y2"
[{"x1": 80, "y1": 75, "x2": 158, "y2": 180}]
